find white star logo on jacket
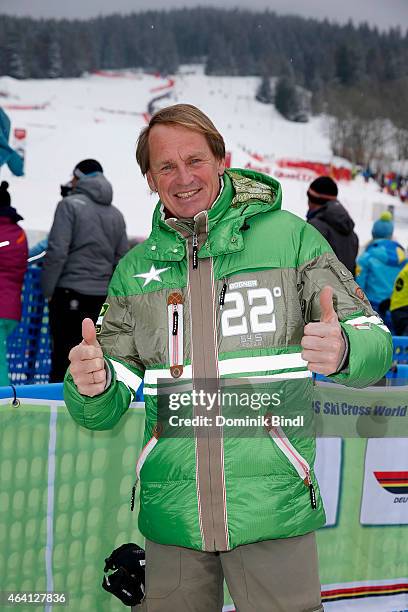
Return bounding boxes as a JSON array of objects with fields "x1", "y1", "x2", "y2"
[{"x1": 133, "y1": 264, "x2": 170, "y2": 287}]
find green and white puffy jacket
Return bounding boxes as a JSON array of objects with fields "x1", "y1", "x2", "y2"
[{"x1": 64, "y1": 169, "x2": 392, "y2": 552}]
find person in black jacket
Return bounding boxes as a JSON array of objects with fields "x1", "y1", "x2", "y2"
[{"x1": 306, "y1": 176, "x2": 358, "y2": 275}]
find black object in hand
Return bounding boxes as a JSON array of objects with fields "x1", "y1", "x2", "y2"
[{"x1": 102, "y1": 543, "x2": 145, "y2": 607}]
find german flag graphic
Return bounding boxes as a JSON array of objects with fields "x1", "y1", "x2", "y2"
[
  {"x1": 374, "y1": 470, "x2": 408, "y2": 494},
  {"x1": 322, "y1": 581, "x2": 408, "y2": 602}
]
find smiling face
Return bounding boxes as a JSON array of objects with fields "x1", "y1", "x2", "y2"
[{"x1": 146, "y1": 124, "x2": 225, "y2": 219}]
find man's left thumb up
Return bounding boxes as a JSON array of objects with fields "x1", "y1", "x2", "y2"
[{"x1": 319, "y1": 286, "x2": 338, "y2": 324}]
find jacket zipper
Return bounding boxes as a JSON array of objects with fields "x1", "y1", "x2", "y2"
[
  {"x1": 187, "y1": 223, "x2": 229, "y2": 550},
  {"x1": 131, "y1": 425, "x2": 161, "y2": 511},
  {"x1": 167, "y1": 292, "x2": 184, "y2": 378},
  {"x1": 265, "y1": 415, "x2": 317, "y2": 509},
  {"x1": 219, "y1": 278, "x2": 228, "y2": 308}
]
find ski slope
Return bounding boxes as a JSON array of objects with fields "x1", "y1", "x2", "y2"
[{"x1": 1, "y1": 65, "x2": 406, "y2": 249}]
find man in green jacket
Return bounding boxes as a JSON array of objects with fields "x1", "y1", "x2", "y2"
[{"x1": 64, "y1": 104, "x2": 392, "y2": 612}]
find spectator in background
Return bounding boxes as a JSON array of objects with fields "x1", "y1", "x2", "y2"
[
  {"x1": 362, "y1": 165, "x2": 372, "y2": 183},
  {"x1": 306, "y1": 176, "x2": 359, "y2": 275},
  {"x1": 0, "y1": 181, "x2": 28, "y2": 386},
  {"x1": 390, "y1": 259, "x2": 408, "y2": 335},
  {"x1": 399, "y1": 179, "x2": 408, "y2": 203},
  {"x1": 356, "y1": 212, "x2": 405, "y2": 317},
  {"x1": 41, "y1": 159, "x2": 128, "y2": 382}
]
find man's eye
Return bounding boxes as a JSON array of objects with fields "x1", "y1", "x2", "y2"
[
  {"x1": 161, "y1": 164, "x2": 173, "y2": 172},
  {"x1": 190, "y1": 158, "x2": 202, "y2": 164}
]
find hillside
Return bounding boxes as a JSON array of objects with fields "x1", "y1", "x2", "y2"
[{"x1": 1, "y1": 66, "x2": 406, "y2": 248}]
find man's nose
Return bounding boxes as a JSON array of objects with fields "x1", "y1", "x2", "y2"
[{"x1": 175, "y1": 163, "x2": 194, "y2": 184}]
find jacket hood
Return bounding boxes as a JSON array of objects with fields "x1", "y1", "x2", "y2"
[
  {"x1": 311, "y1": 201, "x2": 355, "y2": 235},
  {"x1": 144, "y1": 168, "x2": 282, "y2": 261},
  {"x1": 0, "y1": 205, "x2": 23, "y2": 223},
  {"x1": 156, "y1": 167, "x2": 281, "y2": 226},
  {"x1": 365, "y1": 238, "x2": 405, "y2": 267},
  {"x1": 74, "y1": 173, "x2": 113, "y2": 206}
]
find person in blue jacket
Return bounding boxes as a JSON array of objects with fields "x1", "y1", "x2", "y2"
[{"x1": 356, "y1": 212, "x2": 405, "y2": 315}]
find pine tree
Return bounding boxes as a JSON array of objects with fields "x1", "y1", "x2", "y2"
[
  {"x1": 205, "y1": 33, "x2": 236, "y2": 76},
  {"x1": 156, "y1": 30, "x2": 179, "y2": 75},
  {"x1": 7, "y1": 31, "x2": 25, "y2": 79},
  {"x1": 274, "y1": 76, "x2": 301, "y2": 121},
  {"x1": 335, "y1": 43, "x2": 359, "y2": 86},
  {"x1": 48, "y1": 38, "x2": 62, "y2": 78},
  {"x1": 256, "y1": 75, "x2": 273, "y2": 104}
]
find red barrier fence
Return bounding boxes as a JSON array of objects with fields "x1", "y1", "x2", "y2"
[{"x1": 277, "y1": 159, "x2": 352, "y2": 181}]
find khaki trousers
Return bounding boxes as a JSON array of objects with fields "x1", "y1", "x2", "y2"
[{"x1": 132, "y1": 532, "x2": 323, "y2": 612}]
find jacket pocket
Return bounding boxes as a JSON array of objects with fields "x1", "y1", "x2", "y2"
[
  {"x1": 327, "y1": 256, "x2": 354, "y2": 283},
  {"x1": 264, "y1": 414, "x2": 317, "y2": 509},
  {"x1": 131, "y1": 423, "x2": 162, "y2": 511}
]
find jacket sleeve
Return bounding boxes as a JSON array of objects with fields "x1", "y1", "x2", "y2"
[
  {"x1": 63, "y1": 270, "x2": 145, "y2": 431},
  {"x1": 29, "y1": 237, "x2": 48, "y2": 259},
  {"x1": 298, "y1": 224, "x2": 393, "y2": 388},
  {"x1": 41, "y1": 200, "x2": 74, "y2": 298}
]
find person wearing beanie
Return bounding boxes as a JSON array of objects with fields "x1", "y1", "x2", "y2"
[
  {"x1": 0, "y1": 181, "x2": 28, "y2": 386},
  {"x1": 356, "y1": 211, "x2": 406, "y2": 316},
  {"x1": 371, "y1": 211, "x2": 394, "y2": 239},
  {"x1": 306, "y1": 175, "x2": 359, "y2": 275},
  {"x1": 41, "y1": 159, "x2": 128, "y2": 382}
]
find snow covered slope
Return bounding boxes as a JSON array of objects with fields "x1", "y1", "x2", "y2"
[{"x1": 1, "y1": 66, "x2": 406, "y2": 248}]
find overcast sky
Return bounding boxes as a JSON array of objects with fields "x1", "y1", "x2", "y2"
[{"x1": 0, "y1": 0, "x2": 407, "y2": 31}]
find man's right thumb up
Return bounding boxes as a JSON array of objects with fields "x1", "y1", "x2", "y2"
[
  {"x1": 69, "y1": 317, "x2": 105, "y2": 396},
  {"x1": 82, "y1": 318, "x2": 99, "y2": 347}
]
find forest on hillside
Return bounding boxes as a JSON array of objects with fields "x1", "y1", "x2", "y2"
[{"x1": 1, "y1": 8, "x2": 407, "y2": 164}]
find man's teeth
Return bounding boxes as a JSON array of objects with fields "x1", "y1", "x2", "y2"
[{"x1": 176, "y1": 190, "x2": 199, "y2": 199}]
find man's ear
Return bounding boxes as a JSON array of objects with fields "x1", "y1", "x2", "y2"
[
  {"x1": 147, "y1": 171, "x2": 156, "y2": 192},
  {"x1": 217, "y1": 158, "x2": 226, "y2": 176}
]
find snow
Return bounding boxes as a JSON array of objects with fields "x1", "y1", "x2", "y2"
[{"x1": 1, "y1": 66, "x2": 407, "y2": 249}]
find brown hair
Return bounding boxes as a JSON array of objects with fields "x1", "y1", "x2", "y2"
[{"x1": 136, "y1": 104, "x2": 225, "y2": 175}]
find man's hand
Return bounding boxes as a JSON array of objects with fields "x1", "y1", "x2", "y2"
[
  {"x1": 301, "y1": 286, "x2": 346, "y2": 376},
  {"x1": 68, "y1": 318, "x2": 106, "y2": 396}
]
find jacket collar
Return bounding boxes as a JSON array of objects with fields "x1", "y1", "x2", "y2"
[
  {"x1": 142, "y1": 168, "x2": 281, "y2": 262},
  {"x1": 0, "y1": 206, "x2": 23, "y2": 223}
]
